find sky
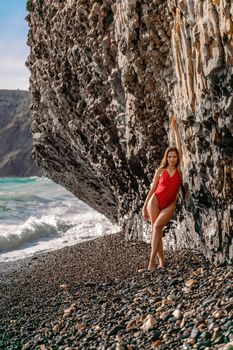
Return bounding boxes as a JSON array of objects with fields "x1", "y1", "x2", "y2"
[{"x1": 0, "y1": 0, "x2": 30, "y2": 90}]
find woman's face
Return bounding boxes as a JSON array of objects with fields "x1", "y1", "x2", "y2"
[{"x1": 167, "y1": 151, "x2": 178, "y2": 166}]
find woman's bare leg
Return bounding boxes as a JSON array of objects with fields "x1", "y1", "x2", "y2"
[
  {"x1": 157, "y1": 239, "x2": 164, "y2": 268},
  {"x1": 149, "y1": 201, "x2": 176, "y2": 271},
  {"x1": 146, "y1": 194, "x2": 161, "y2": 271}
]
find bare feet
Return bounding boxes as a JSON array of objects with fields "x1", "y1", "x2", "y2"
[
  {"x1": 148, "y1": 259, "x2": 165, "y2": 271},
  {"x1": 148, "y1": 260, "x2": 156, "y2": 272},
  {"x1": 158, "y1": 260, "x2": 164, "y2": 269}
]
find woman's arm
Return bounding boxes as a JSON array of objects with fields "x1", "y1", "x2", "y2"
[
  {"x1": 171, "y1": 116, "x2": 182, "y2": 165},
  {"x1": 142, "y1": 168, "x2": 162, "y2": 220}
]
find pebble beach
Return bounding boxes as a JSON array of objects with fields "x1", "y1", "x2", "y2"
[{"x1": 0, "y1": 232, "x2": 232, "y2": 350}]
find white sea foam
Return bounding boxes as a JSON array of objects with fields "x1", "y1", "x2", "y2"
[{"x1": 0, "y1": 177, "x2": 120, "y2": 262}]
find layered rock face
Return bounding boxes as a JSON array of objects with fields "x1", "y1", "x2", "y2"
[
  {"x1": 0, "y1": 90, "x2": 42, "y2": 177},
  {"x1": 27, "y1": 0, "x2": 232, "y2": 264}
]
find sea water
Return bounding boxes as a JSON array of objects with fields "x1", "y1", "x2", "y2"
[{"x1": 0, "y1": 177, "x2": 119, "y2": 262}]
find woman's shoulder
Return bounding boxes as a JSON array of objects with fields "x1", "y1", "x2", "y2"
[{"x1": 156, "y1": 167, "x2": 165, "y2": 177}]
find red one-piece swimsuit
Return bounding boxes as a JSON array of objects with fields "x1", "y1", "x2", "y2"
[{"x1": 154, "y1": 168, "x2": 182, "y2": 210}]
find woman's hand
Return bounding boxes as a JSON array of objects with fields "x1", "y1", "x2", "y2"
[
  {"x1": 171, "y1": 115, "x2": 178, "y2": 130},
  {"x1": 142, "y1": 205, "x2": 149, "y2": 221}
]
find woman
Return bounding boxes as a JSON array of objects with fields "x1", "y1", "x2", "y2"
[{"x1": 142, "y1": 116, "x2": 183, "y2": 271}]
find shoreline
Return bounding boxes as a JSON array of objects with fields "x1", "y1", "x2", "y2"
[
  {"x1": 0, "y1": 232, "x2": 123, "y2": 276},
  {"x1": 0, "y1": 232, "x2": 144, "y2": 276},
  {"x1": 0, "y1": 232, "x2": 232, "y2": 350}
]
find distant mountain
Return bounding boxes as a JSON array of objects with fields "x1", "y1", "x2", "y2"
[{"x1": 0, "y1": 90, "x2": 42, "y2": 177}]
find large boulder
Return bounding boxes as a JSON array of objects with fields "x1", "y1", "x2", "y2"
[{"x1": 27, "y1": 0, "x2": 232, "y2": 264}]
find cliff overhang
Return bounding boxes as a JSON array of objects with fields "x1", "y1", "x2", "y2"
[{"x1": 27, "y1": 0, "x2": 233, "y2": 264}]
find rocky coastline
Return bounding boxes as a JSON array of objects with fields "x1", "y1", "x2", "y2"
[
  {"x1": 0, "y1": 89, "x2": 41, "y2": 177},
  {"x1": 27, "y1": 0, "x2": 233, "y2": 264}
]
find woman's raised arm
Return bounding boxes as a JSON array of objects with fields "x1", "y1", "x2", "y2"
[{"x1": 171, "y1": 116, "x2": 182, "y2": 165}]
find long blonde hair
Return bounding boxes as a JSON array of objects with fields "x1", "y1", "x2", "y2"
[{"x1": 160, "y1": 147, "x2": 180, "y2": 168}]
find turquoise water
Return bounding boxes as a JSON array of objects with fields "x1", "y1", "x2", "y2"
[
  {"x1": 0, "y1": 177, "x2": 50, "y2": 223},
  {"x1": 0, "y1": 177, "x2": 76, "y2": 225},
  {"x1": 0, "y1": 177, "x2": 119, "y2": 261}
]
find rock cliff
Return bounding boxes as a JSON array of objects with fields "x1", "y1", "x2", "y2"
[
  {"x1": 27, "y1": 0, "x2": 233, "y2": 264},
  {"x1": 0, "y1": 90, "x2": 42, "y2": 177}
]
